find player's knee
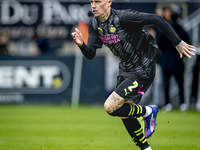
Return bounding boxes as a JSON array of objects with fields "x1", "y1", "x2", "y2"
[
  {"x1": 104, "y1": 91, "x2": 125, "y2": 115},
  {"x1": 106, "y1": 107, "x2": 122, "y2": 117},
  {"x1": 105, "y1": 103, "x2": 132, "y2": 117},
  {"x1": 104, "y1": 102, "x2": 123, "y2": 117},
  {"x1": 104, "y1": 103, "x2": 113, "y2": 114}
]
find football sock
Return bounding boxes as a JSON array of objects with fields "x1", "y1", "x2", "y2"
[
  {"x1": 110, "y1": 103, "x2": 146, "y2": 117},
  {"x1": 122, "y1": 117, "x2": 149, "y2": 150},
  {"x1": 143, "y1": 146, "x2": 152, "y2": 150},
  {"x1": 143, "y1": 106, "x2": 152, "y2": 117}
]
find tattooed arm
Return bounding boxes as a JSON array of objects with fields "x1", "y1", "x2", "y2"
[{"x1": 176, "y1": 41, "x2": 196, "y2": 58}]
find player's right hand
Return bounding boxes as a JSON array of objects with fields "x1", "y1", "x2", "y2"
[
  {"x1": 71, "y1": 28, "x2": 84, "y2": 46},
  {"x1": 176, "y1": 40, "x2": 196, "y2": 58}
]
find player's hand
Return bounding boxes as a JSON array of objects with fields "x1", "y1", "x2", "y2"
[
  {"x1": 71, "y1": 28, "x2": 83, "y2": 46},
  {"x1": 176, "y1": 41, "x2": 196, "y2": 58}
]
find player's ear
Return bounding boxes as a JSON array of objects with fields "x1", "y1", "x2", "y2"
[{"x1": 107, "y1": 0, "x2": 112, "y2": 7}]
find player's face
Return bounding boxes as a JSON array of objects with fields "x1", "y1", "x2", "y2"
[{"x1": 90, "y1": 0, "x2": 111, "y2": 18}]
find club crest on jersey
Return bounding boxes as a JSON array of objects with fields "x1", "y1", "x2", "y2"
[
  {"x1": 98, "y1": 27, "x2": 103, "y2": 32},
  {"x1": 109, "y1": 26, "x2": 116, "y2": 33}
]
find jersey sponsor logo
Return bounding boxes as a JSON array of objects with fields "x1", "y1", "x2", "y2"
[
  {"x1": 99, "y1": 34, "x2": 120, "y2": 44},
  {"x1": 109, "y1": 26, "x2": 116, "y2": 33},
  {"x1": 124, "y1": 81, "x2": 138, "y2": 96}
]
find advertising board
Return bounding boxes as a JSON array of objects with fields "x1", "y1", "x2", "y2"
[{"x1": 0, "y1": 56, "x2": 105, "y2": 104}]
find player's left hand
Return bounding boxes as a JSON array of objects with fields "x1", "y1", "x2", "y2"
[{"x1": 176, "y1": 40, "x2": 196, "y2": 58}]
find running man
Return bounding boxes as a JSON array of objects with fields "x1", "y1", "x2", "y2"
[{"x1": 71, "y1": 0, "x2": 196, "y2": 150}]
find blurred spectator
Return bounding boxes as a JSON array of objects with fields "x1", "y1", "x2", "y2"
[
  {"x1": 157, "y1": 4, "x2": 191, "y2": 112},
  {"x1": 32, "y1": 33, "x2": 49, "y2": 56},
  {"x1": 155, "y1": 8, "x2": 163, "y2": 17},
  {"x1": 105, "y1": 50, "x2": 119, "y2": 98},
  {"x1": 190, "y1": 53, "x2": 200, "y2": 109},
  {"x1": 0, "y1": 33, "x2": 10, "y2": 55},
  {"x1": 144, "y1": 8, "x2": 163, "y2": 106},
  {"x1": 145, "y1": 8, "x2": 163, "y2": 47}
]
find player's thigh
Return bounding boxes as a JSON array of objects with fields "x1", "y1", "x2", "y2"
[
  {"x1": 104, "y1": 91, "x2": 126, "y2": 114},
  {"x1": 115, "y1": 73, "x2": 154, "y2": 104},
  {"x1": 115, "y1": 76, "x2": 143, "y2": 104}
]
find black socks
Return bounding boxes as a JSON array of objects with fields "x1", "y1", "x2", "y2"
[
  {"x1": 122, "y1": 118, "x2": 149, "y2": 150},
  {"x1": 109, "y1": 103, "x2": 148, "y2": 149},
  {"x1": 110, "y1": 103, "x2": 146, "y2": 117}
]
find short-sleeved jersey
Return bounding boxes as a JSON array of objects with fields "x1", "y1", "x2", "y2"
[{"x1": 79, "y1": 9, "x2": 181, "y2": 71}]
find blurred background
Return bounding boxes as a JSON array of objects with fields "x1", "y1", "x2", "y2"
[{"x1": 0, "y1": 0, "x2": 200, "y2": 111}]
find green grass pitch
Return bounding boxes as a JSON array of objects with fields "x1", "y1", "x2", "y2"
[{"x1": 0, "y1": 105, "x2": 200, "y2": 150}]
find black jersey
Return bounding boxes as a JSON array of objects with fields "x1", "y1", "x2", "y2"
[{"x1": 79, "y1": 9, "x2": 181, "y2": 71}]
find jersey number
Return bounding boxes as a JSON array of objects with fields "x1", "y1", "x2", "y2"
[{"x1": 124, "y1": 81, "x2": 138, "y2": 96}]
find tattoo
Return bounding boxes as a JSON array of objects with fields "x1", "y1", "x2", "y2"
[
  {"x1": 99, "y1": 10, "x2": 110, "y2": 22},
  {"x1": 104, "y1": 91, "x2": 125, "y2": 113},
  {"x1": 176, "y1": 41, "x2": 185, "y2": 51}
]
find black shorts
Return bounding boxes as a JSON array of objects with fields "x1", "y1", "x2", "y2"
[{"x1": 115, "y1": 62, "x2": 156, "y2": 104}]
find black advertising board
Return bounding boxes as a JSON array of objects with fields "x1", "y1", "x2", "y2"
[{"x1": 0, "y1": 56, "x2": 105, "y2": 104}]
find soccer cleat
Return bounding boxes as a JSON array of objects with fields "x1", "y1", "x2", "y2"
[{"x1": 143, "y1": 105, "x2": 158, "y2": 139}]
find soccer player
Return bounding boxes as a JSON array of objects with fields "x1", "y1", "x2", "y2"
[{"x1": 71, "y1": 0, "x2": 196, "y2": 150}]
